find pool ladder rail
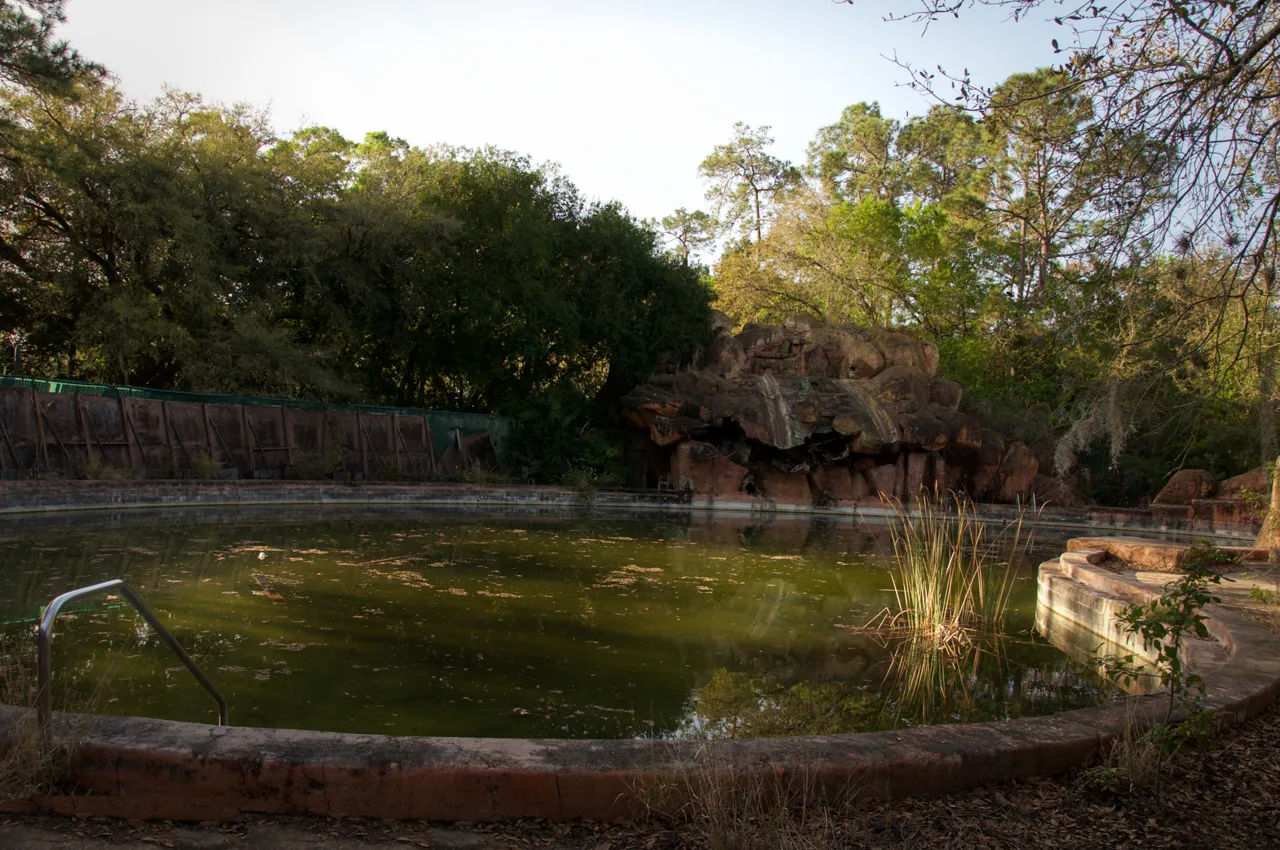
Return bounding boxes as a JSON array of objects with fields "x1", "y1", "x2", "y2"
[{"x1": 37, "y1": 579, "x2": 229, "y2": 737}]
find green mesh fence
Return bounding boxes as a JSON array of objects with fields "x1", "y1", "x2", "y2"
[{"x1": 0, "y1": 375, "x2": 511, "y2": 465}]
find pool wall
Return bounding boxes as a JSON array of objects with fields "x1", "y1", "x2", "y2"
[{"x1": 0, "y1": 480, "x2": 1261, "y2": 541}]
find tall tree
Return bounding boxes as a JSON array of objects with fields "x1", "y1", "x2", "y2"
[
  {"x1": 0, "y1": 1, "x2": 98, "y2": 95},
  {"x1": 807, "y1": 102, "x2": 902, "y2": 202},
  {"x1": 699, "y1": 122, "x2": 799, "y2": 246},
  {"x1": 657, "y1": 207, "x2": 717, "y2": 266},
  {"x1": 983, "y1": 69, "x2": 1099, "y2": 302},
  {"x1": 858, "y1": 0, "x2": 1280, "y2": 463},
  {"x1": 896, "y1": 105, "x2": 986, "y2": 204}
]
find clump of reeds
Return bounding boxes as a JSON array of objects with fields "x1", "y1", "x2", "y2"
[
  {"x1": 865, "y1": 490, "x2": 1035, "y2": 650},
  {"x1": 882, "y1": 629, "x2": 1011, "y2": 727}
]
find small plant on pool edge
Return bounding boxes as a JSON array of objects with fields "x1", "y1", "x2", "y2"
[
  {"x1": 1249, "y1": 585, "x2": 1279, "y2": 605},
  {"x1": 1092, "y1": 543, "x2": 1232, "y2": 793}
]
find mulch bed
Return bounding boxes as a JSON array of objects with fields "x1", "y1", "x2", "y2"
[{"x1": 4, "y1": 699, "x2": 1279, "y2": 848}]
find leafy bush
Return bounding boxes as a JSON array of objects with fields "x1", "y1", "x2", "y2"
[
  {"x1": 286, "y1": 440, "x2": 348, "y2": 480},
  {"x1": 504, "y1": 381, "x2": 628, "y2": 487}
]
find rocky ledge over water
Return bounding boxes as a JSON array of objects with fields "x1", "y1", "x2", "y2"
[{"x1": 617, "y1": 312, "x2": 1066, "y2": 506}]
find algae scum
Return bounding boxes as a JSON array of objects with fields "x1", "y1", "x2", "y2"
[{"x1": 0, "y1": 508, "x2": 1106, "y2": 738}]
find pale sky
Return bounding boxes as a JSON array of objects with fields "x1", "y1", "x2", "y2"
[{"x1": 61, "y1": 0, "x2": 1060, "y2": 223}]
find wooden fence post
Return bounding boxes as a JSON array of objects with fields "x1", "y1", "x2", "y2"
[
  {"x1": 201, "y1": 403, "x2": 216, "y2": 465},
  {"x1": 31, "y1": 388, "x2": 47, "y2": 470},
  {"x1": 280, "y1": 406, "x2": 294, "y2": 469},
  {"x1": 356, "y1": 412, "x2": 370, "y2": 477},
  {"x1": 116, "y1": 393, "x2": 141, "y2": 473},
  {"x1": 424, "y1": 418, "x2": 437, "y2": 477},
  {"x1": 75, "y1": 393, "x2": 91, "y2": 467},
  {"x1": 0, "y1": 416, "x2": 18, "y2": 471},
  {"x1": 392, "y1": 413, "x2": 402, "y2": 472},
  {"x1": 164, "y1": 404, "x2": 192, "y2": 467},
  {"x1": 160, "y1": 401, "x2": 176, "y2": 471},
  {"x1": 240, "y1": 405, "x2": 256, "y2": 476}
]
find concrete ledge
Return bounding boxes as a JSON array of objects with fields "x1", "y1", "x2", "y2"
[
  {"x1": 0, "y1": 480, "x2": 1261, "y2": 540},
  {"x1": 1066, "y1": 537, "x2": 1270, "y2": 571},
  {"x1": 1, "y1": 541, "x2": 1278, "y2": 821}
]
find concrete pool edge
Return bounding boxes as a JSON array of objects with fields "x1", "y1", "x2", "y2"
[
  {"x1": 1, "y1": 544, "x2": 1277, "y2": 821},
  {"x1": 0, "y1": 479, "x2": 1261, "y2": 541}
]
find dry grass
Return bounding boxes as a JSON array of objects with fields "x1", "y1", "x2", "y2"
[
  {"x1": 0, "y1": 648, "x2": 60, "y2": 800},
  {"x1": 1080, "y1": 698, "x2": 1166, "y2": 795},
  {"x1": 0, "y1": 636, "x2": 112, "y2": 801},
  {"x1": 632, "y1": 742, "x2": 854, "y2": 850}
]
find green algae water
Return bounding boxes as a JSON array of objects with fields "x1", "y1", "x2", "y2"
[{"x1": 0, "y1": 507, "x2": 1106, "y2": 739}]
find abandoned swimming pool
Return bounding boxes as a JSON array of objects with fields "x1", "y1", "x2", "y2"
[{"x1": 0, "y1": 506, "x2": 1111, "y2": 739}]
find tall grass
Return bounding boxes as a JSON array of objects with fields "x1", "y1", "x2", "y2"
[
  {"x1": 633, "y1": 742, "x2": 853, "y2": 850},
  {"x1": 881, "y1": 490, "x2": 1034, "y2": 647},
  {"x1": 0, "y1": 635, "x2": 113, "y2": 800}
]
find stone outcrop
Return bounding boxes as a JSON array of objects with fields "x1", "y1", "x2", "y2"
[
  {"x1": 619, "y1": 313, "x2": 1052, "y2": 505},
  {"x1": 670, "y1": 440, "x2": 747, "y2": 498},
  {"x1": 1153, "y1": 469, "x2": 1217, "y2": 505},
  {"x1": 1129, "y1": 464, "x2": 1272, "y2": 529},
  {"x1": 1220, "y1": 466, "x2": 1269, "y2": 499},
  {"x1": 995, "y1": 442, "x2": 1039, "y2": 502}
]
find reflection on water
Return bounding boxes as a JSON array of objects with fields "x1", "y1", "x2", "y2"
[
  {"x1": 682, "y1": 633, "x2": 1105, "y2": 739},
  {"x1": 0, "y1": 506, "x2": 1110, "y2": 738},
  {"x1": 1035, "y1": 606, "x2": 1160, "y2": 695}
]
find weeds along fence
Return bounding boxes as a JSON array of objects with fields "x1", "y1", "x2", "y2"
[{"x1": 0, "y1": 376, "x2": 510, "y2": 481}]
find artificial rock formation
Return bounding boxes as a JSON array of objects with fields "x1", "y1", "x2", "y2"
[
  {"x1": 1152, "y1": 469, "x2": 1218, "y2": 505},
  {"x1": 619, "y1": 313, "x2": 1048, "y2": 506},
  {"x1": 1148, "y1": 464, "x2": 1271, "y2": 528}
]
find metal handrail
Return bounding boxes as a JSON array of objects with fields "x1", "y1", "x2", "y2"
[{"x1": 37, "y1": 579, "x2": 228, "y2": 736}]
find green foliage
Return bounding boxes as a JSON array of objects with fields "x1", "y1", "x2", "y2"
[
  {"x1": 1102, "y1": 544, "x2": 1230, "y2": 722},
  {"x1": 696, "y1": 83, "x2": 1275, "y2": 503},
  {"x1": 1238, "y1": 487, "x2": 1270, "y2": 517},
  {"x1": 1248, "y1": 585, "x2": 1278, "y2": 606},
  {"x1": 188, "y1": 452, "x2": 219, "y2": 480},
  {"x1": 0, "y1": 64, "x2": 711, "y2": 480},
  {"x1": 8, "y1": 0, "x2": 1279, "y2": 500},
  {"x1": 285, "y1": 441, "x2": 348, "y2": 480},
  {"x1": 699, "y1": 122, "x2": 800, "y2": 245},
  {"x1": 561, "y1": 466, "x2": 624, "y2": 500},
  {"x1": 1095, "y1": 542, "x2": 1230, "y2": 787},
  {"x1": 656, "y1": 207, "x2": 718, "y2": 266},
  {"x1": 1087, "y1": 545, "x2": 1230, "y2": 795},
  {"x1": 0, "y1": 1, "x2": 100, "y2": 97},
  {"x1": 457, "y1": 466, "x2": 508, "y2": 485},
  {"x1": 502, "y1": 381, "x2": 628, "y2": 487}
]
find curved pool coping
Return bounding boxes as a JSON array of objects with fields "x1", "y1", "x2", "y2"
[
  {"x1": 0, "y1": 479, "x2": 1261, "y2": 542},
  {"x1": 1, "y1": 542, "x2": 1278, "y2": 821}
]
